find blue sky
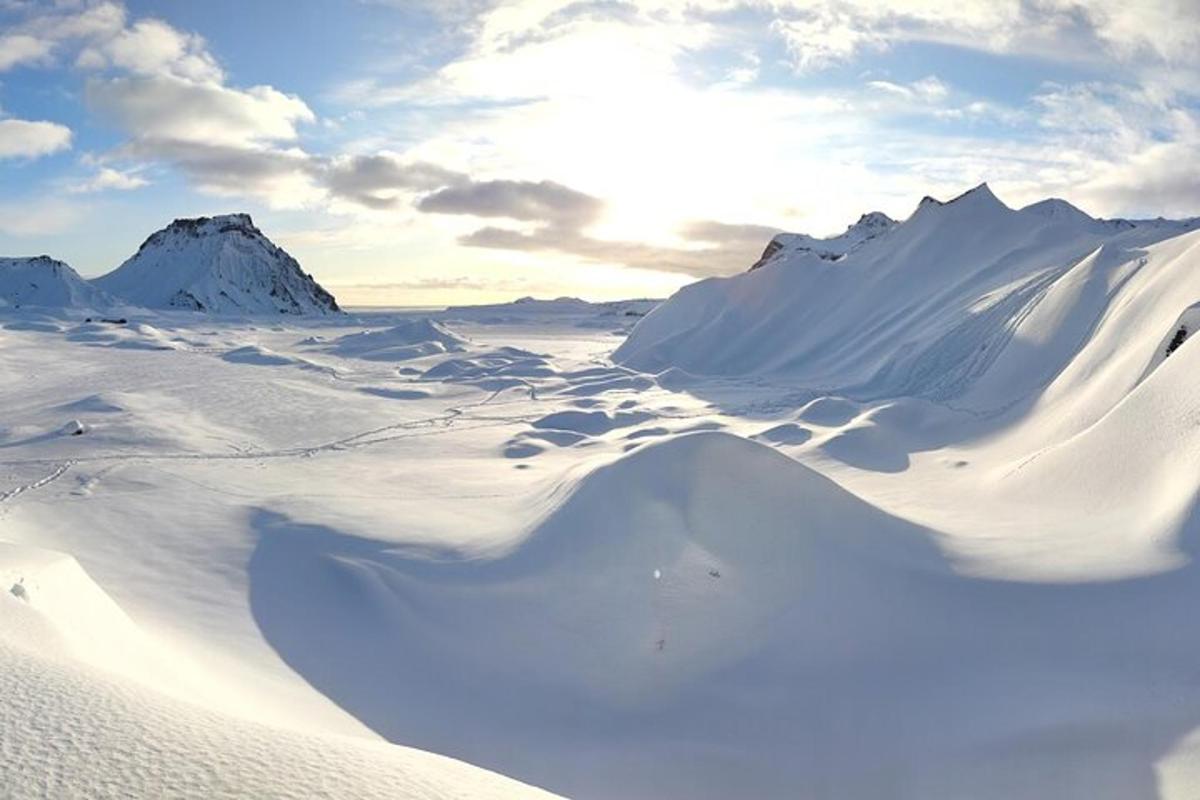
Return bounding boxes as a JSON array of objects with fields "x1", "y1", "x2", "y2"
[{"x1": 1, "y1": 0, "x2": 1198, "y2": 305}]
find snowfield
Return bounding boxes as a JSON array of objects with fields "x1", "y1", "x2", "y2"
[{"x1": 6, "y1": 187, "x2": 1200, "y2": 798}]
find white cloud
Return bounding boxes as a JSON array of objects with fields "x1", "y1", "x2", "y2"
[
  {"x1": 87, "y1": 76, "x2": 314, "y2": 147},
  {"x1": 75, "y1": 17, "x2": 223, "y2": 82},
  {"x1": 69, "y1": 165, "x2": 147, "y2": 193},
  {"x1": 0, "y1": 33, "x2": 53, "y2": 70},
  {"x1": 3, "y1": 1, "x2": 315, "y2": 206},
  {"x1": 0, "y1": 118, "x2": 71, "y2": 158}
]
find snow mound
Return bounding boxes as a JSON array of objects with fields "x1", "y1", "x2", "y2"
[
  {"x1": 326, "y1": 318, "x2": 470, "y2": 361},
  {"x1": 0, "y1": 256, "x2": 116, "y2": 309},
  {"x1": 531, "y1": 409, "x2": 653, "y2": 435},
  {"x1": 66, "y1": 320, "x2": 182, "y2": 351},
  {"x1": 248, "y1": 432, "x2": 946, "y2": 796},
  {"x1": 94, "y1": 214, "x2": 340, "y2": 315}
]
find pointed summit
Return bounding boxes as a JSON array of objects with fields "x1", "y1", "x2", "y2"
[
  {"x1": 95, "y1": 214, "x2": 341, "y2": 315},
  {"x1": 914, "y1": 182, "x2": 1009, "y2": 219}
]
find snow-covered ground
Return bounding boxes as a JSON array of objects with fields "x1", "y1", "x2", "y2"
[{"x1": 6, "y1": 188, "x2": 1200, "y2": 798}]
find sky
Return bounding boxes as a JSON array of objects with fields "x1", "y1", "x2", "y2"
[{"x1": 1, "y1": 0, "x2": 1198, "y2": 306}]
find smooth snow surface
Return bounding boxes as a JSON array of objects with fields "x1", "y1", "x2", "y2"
[
  {"x1": 93, "y1": 214, "x2": 340, "y2": 315},
  {"x1": 8, "y1": 186, "x2": 1200, "y2": 799}
]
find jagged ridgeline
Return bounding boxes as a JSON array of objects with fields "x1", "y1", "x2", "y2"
[{"x1": 93, "y1": 214, "x2": 341, "y2": 315}]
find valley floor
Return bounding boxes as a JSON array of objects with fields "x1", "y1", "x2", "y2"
[{"x1": 3, "y1": 303, "x2": 1200, "y2": 799}]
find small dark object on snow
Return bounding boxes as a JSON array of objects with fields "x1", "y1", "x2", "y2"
[
  {"x1": 1166, "y1": 326, "x2": 1188, "y2": 357},
  {"x1": 708, "y1": 569, "x2": 721, "y2": 578},
  {"x1": 83, "y1": 317, "x2": 128, "y2": 325}
]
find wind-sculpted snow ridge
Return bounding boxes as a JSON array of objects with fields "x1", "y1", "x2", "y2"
[
  {"x1": 93, "y1": 214, "x2": 341, "y2": 316},
  {"x1": 617, "y1": 184, "x2": 1200, "y2": 416},
  {"x1": 0, "y1": 256, "x2": 117, "y2": 309}
]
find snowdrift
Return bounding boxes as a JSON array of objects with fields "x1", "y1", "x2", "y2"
[
  {"x1": 324, "y1": 318, "x2": 470, "y2": 361},
  {"x1": 94, "y1": 214, "x2": 340, "y2": 315},
  {"x1": 250, "y1": 428, "x2": 1200, "y2": 799},
  {"x1": 248, "y1": 433, "x2": 937, "y2": 797},
  {"x1": 0, "y1": 542, "x2": 556, "y2": 799}
]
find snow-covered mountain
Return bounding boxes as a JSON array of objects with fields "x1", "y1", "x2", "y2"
[
  {"x1": 0, "y1": 256, "x2": 116, "y2": 309},
  {"x1": 94, "y1": 214, "x2": 340, "y2": 315},
  {"x1": 748, "y1": 210, "x2": 896, "y2": 269},
  {"x1": 617, "y1": 184, "x2": 1200, "y2": 412}
]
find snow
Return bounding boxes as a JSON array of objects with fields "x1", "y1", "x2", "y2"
[
  {"x1": 323, "y1": 318, "x2": 470, "y2": 361},
  {"x1": 0, "y1": 544, "x2": 558, "y2": 800},
  {"x1": 7, "y1": 184, "x2": 1200, "y2": 798},
  {"x1": 749, "y1": 209, "x2": 896, "y2": 269},
  {"x1": 0, "y1": 256, "x2": 116, "y2": 309},
  {"x1": 93, "y1": 214, "x2": 341, "y2": 315}
]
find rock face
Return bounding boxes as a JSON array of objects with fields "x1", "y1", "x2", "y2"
[
  {"x1": 0, "y1": 256, "x2": 116, "y2": 309},
  {"x1": 94, "y1": 214, "x2": 340, "y2": 315}
]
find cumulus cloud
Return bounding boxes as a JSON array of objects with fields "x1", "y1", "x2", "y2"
[
  {"x1": 115, "y1": 139, "x2": 323, "y2": 206},
  {"x1": 75, "y1": 17, "x2": 223, "y2": 81},
  {"x1": 0, "y1": 118, "x2": 71, "y2": 158},
  {"x1": 0, "y1": 1, "x2": 320, "y2": 206},
  {"x1": 86, "y1": 76, "x2": 313, "y2": 147},
  {"x1": 0, "y1": 33, "x2": 53, "y2": 70}
]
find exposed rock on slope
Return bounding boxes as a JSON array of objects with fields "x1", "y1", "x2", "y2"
[
  {"x1": 94, "y1": 214, "x2": 340, "y2": 315},
  {"x1": 749, "y1": 210, "x2": 896, "y2": 270},
  {"x1": 0, "y1": 256, "x2": 116, "y2": 309}
]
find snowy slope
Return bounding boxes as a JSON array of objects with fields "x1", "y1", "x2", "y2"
[
  {"x1": 94, "y1": 214, "x2": 340, "y2": 315},
  {"x1": 749, "y1": 210, "x2": 896, "y2": 269},
  {"x1": 0, "y1": 256, "x2": 116, "y2": 309},
  {"x1": 617, "y1": 185, "x2": 1197, "y2": 403}
]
